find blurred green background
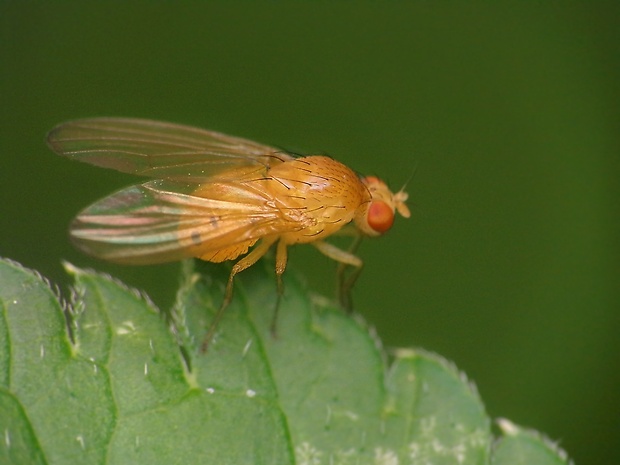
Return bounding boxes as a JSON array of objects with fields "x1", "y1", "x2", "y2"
[{"x1": 1, "y1": 2, "x2": 618, "y2": 463}]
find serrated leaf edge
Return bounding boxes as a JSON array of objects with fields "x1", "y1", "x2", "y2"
[{"x1": 496, "y1": 418, "x2": 574, "y2": 465}]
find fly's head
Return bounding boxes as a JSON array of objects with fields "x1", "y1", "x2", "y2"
[{"x1": 354, "y1": 176, "x2": 411, "y2": 237}]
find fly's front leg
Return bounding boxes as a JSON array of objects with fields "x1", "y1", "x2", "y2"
[
  {"x1": 201, "y1": 236, "x2": 278, "y2": 352},
  {"x1": 336, "y1": 233, "x2": 364, "y2": 309},
  {"x1": 312, "y1": 239, "x2": 363, "y2": 312}
]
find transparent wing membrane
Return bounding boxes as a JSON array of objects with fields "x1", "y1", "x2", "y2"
[
  {"x1": 47, "y1": 117, "x2": 292, "y2": 182},
  {"x1": 70, "y1": 181, "x2": 302, "y2": 264}
]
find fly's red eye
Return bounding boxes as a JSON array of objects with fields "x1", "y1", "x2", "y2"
[{"x1": 367, "y1": 200, "x2": 394, "y2": 234}]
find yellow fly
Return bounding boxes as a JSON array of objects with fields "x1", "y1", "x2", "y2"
[{"x1": 47, "y1": 118, "x2": 410, "y2": 346}]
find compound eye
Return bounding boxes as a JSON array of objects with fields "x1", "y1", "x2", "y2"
[{"x1": 367, "y1": 200, "x2": 394, "y2": 234}]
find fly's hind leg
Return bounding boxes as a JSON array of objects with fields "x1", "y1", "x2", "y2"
[
  {"x1": 312, "y1": 239, "x2": 363, "y2": 312},
  {"x1": 201, "y1": 236, "x2": 278, "y2": 352}
]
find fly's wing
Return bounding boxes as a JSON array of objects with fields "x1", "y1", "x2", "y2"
[
  {"x1": 70, "y1": 180, "x2": 305, "y2": 265},
  {"x1": 47, "y1": 117, "x2": 294, "y2": 182}
]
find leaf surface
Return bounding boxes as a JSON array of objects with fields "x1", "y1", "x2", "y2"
[{"x1": 0, "y1": 258, "x2": 573, "y2": 464}]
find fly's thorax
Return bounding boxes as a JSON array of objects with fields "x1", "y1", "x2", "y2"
[
  {"x1": 354, "y1": 176, "x2": 411, "y2": 237},
  {"x1": 269, "y1": 155, "x2": 371, "y2": 243}
]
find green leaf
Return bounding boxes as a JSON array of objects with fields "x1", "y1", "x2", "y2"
[
  {"x1": 492, "y1": 419, "x2": 573, "y2": 465},
  {"x1": 0, "y1": 258, "x2": 574, "y2": 464}
]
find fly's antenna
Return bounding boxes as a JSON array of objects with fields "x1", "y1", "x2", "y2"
[
  {"x1": 398, "y1": 161, "x2": 419, "y2": 195},
  {"x1": 393, "y1": 161, "x2": 418, "y2": 219}
]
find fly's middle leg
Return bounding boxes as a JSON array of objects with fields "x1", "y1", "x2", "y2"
[{"x1": 270, "y1": 239, "x2": 289, "y2": 337}]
